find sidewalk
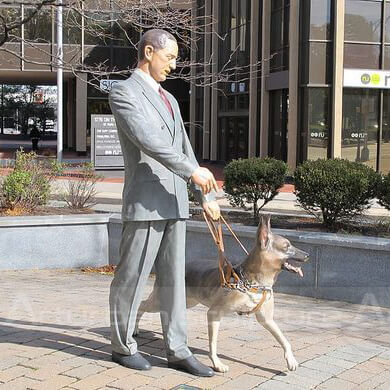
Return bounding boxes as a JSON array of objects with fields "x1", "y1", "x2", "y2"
[
  {"x1": 1, "y1": 270, "x2": 390, "y2": 390},
  {"x1": 50, "y1": 172, "x2": 390, "y2": 218}
]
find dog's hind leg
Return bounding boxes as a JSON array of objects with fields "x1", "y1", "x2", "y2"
[
  {"x1": 134, "y1": 290, "x2": 160, "y2": 336},
  {"x1": 255, "y1": 297, "x2": 298, "y2": 371},
  {"x1": 207, "y1": 309, "x2": 229, "y2": 373}
]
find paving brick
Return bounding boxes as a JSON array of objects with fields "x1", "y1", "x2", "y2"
[
  {"x1": 253, "y1": 379, "x2": 302, "y2": 390},
  {"x1": 312, "y1": 355, "x2": 357, "y2": 369},
  {"x1": 354, "y1": 359, "x2": 389, "y2": 374},
  {"x1": 0, "y1": 365, "x2": 35, "y2": 383},
  {"x1": 63, "y1": 363, "x2": 105, "y2": 379},
  {"x1": 30, "y1": 374, "x2": 77, "y2": 390},
  {"x1": 213, "y1": 373, "x2": 266, "y2": 390},
  {"x1": 316, "y1": 377, "x2": 357, "y2": 389},
  {"x1": 71, "y1": 373, "x2": 116, "y2": 390},
  {"x1": 26, "y1": 363, "x2": 71, "y2": 380},
  {"x1": 301, "y1": 359, "x2": 346, "y2": 375},
  {"x1": 0, "y1": 376, "x2": 42, "y2": 390},
  {"x1": 186, "y1": 374, "x2": 231, "y2": 389},
  {"x1": 273, "y1": 371, "x2": 323, "y2": 388},
  {"x1": 148, "y1": 373, "x2": 192, "y2": 389},
  {"x1": 337, "y1": 367, "x2": 377, "y2": 384},
  {"x1": 106, "y1": 373, "x2": 152, "y2": 389}
]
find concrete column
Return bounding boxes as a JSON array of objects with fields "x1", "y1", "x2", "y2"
[
  {"x1": 210, "y1": 0, "x2": 219, "y2": 160},
  {"x1": 202, "y1": 0, "x2": 212, "y2": 159},
  {"x1": 248, "y1": 0, "x2": 260, "y2": 157},
  {"x1": 287, "y1": 0, "x2": 300, "y2": 170},
  {"x1": 332, "y1": 0, "x2": 345, "y2": 158},
  {"x1": 260, "y1": 0, "x2": 271, "y2": 157},
  {"x1": 75, "y1": 73, "x2": 87, "y2": 153}
]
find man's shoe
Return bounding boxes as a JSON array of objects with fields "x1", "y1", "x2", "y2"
[
  {"x1": 168, "y1": 355, "x2": 214, "y2": 377},
  {"x1": 112, "y1": 351, "x2": 151, "y2": 371}
]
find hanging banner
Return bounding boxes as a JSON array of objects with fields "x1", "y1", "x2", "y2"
[{"x1": 344, "y1": 69, "x2": 390, "y2": 89}]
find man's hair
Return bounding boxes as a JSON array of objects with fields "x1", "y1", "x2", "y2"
[{"x1": 138, "y1": 29, "x2": 177, "y2": 61}]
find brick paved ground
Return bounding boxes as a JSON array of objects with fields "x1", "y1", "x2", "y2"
[{"x1": 1, "y1": 270, "x2": 390, "y2": 390}]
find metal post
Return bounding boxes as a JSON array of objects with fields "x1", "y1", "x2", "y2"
[{"x1": 56, "y1": 0, "x2": 63, "y2": 162}]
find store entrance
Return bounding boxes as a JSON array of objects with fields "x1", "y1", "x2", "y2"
[{"x1": 218, "y1": 116, "x2": 249, "y2": 161}]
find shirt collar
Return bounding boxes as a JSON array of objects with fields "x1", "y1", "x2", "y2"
[{"x1": 134, "y1": 68, "x2": 160, "y2": 94}]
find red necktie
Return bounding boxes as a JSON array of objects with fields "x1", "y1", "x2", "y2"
[{"x1": 159, "y1": 86, "x2": 174, "y2": 118}]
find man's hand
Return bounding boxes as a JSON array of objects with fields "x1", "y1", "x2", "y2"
[
  {"x1": 191, "y1": 167, "x2": 219, "y2": 194},
  {"x1": 203, "y1": 200, "x2": 220, "y2": 221}
]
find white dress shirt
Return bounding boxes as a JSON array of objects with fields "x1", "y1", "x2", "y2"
[{"x1": 134, "y1": 68, "x2": 160, "y2": 95}]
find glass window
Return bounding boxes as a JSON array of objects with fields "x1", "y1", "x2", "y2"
[
  {"x1": 310, "y1": 0, "x2": 332, "y2": 40},
  {"x1": 269, "y1": 89, "x2": 288, "y2": 161},
  {"x1": 345, "y1": 0, "x2": 382, "y2": 42},
  {"x1": 309, "y1": 42, "x2": 332, "y2": 84},
  {"x1": 342, "y1": 88, "x2": 379, "y2": 170},
  {"x1": 24, "y1": 7, "x2": 52, "y2": 43},
  {"x1": 382, "y1": 91, "x2": 390, "y2": 173},
  {"x1": 307, "y1": 88, "x2": 331, "y2": 160},
  {"x1": 270, "y1": 9, "x2": 283, "y2": 51},
  {"x1": 0, "y1": 7, "x2": 21, "y2": 41},
  {"x1": 344, "y1": 43, "x2": 380, "y2": 68}
]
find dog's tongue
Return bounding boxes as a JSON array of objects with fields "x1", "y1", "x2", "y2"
[{"x1": 284, "y1": 262, "x2": 304, "y2": 277}]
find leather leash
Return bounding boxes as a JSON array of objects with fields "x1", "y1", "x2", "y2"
[{"x1": 202, "y1": 212, "x2": 270, "y2": 314}]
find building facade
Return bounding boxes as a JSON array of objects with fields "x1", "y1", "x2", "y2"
[
  {"x1": 190, "y1": 0, "x2": 390, "y2": 173},
  {"x1": 2, "y1": 0, "x2": 390, "y2": 173}
]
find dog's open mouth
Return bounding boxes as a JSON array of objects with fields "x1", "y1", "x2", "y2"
[{"x1": 282, "y1": 261, "x2": 304, "y2": 277}]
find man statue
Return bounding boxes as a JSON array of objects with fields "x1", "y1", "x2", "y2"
[{"x1": 109, "y1": 29, "x2": 220, "y2": 377}]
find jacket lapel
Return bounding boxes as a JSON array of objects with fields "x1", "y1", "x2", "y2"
[{"x1": 131, "y1": 72, "x2": 175, "y2": 139}]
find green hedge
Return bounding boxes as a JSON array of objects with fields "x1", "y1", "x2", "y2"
[
  {"x1": 294, "y1": 158, "x2": 380, "y2": 229},
  {"x1": 223, "y1": 157, "x2": 287, "y2": 218}
]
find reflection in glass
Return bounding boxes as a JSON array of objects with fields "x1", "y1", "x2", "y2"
[
  {"x1": 309, "y1": 0, "x2": 331, "y2": 40},
  {"x1": 269, "y1": 89, "x2": 288, "y2": 162},
  {"x1": 218, "y1": 117, "x2": 248, "y2": 161},
  {"x1": 307, "y1": 88, "x2": 330, "y2": 160},
  {"x1": 344, "y1": 43, "x2": 380, "y2": 69},
  {"x1": 24, "y1": 8, "x2": 52, "y2": 42},
  {"x1": 0, "y1": 7, "x2": 21, "y2": 41},
  {"x1": 309, "y1": 42, "x2": 332, "y2": 84},
  {"x1": 386, "y1": 3, "x2": 390, "y2": 42},
  {"x1": 345, "y1": 0, "x2": 381, "y2": 42},
  {"x1": 342, "y1": 89, "x2": 379, "y2": 170},
  {"x1": 381, "y1": 91, "x2": 390, "y2": 173}
]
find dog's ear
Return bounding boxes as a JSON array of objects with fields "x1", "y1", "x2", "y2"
[{"x1": 257, "y1": 215, "x2": 271, "y2": 249}]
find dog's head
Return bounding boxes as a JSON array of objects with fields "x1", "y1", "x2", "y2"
[{"x1": 256, "y1": 215, "x2": 309, "y2": 278}]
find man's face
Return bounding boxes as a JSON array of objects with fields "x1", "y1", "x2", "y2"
[{"x1": 146, "y1": 39, "x2": 178, "y2": 83}]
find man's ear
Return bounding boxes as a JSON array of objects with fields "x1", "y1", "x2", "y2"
[
  {"x1": 257, "y1": 215, "x2": 271, "y2": 249},
  {"x1": 144, "y1": 45, "x2": 154, "y2": 61}
]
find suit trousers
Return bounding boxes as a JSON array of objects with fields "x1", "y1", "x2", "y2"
[{"x1": 109, "y1": 219, "x2": 192, "y2": 362}]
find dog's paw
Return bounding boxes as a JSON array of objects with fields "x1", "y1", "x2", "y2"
[
  {"x1": 210, "y1": 356, "x2": 229, "y2": 373},
  {"x1": 285, "y1": 351, "x2": 298, "y2": 371},
  {"x1": 213, "y1": 362, "x2": 229, "y2": 373}
]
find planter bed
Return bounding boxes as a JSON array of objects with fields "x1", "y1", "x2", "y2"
[{"x1": 0, "y1": 214, "x2": 111, "y2": 270}]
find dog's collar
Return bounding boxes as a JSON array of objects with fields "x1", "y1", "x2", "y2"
[{"x1": 231, "y1": 267, "x2": 273, "y2": 295}]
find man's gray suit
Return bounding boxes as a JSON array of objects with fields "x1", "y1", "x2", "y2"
[{"x1": 109, "y1": 71, "x2": 209, "y2": 362}]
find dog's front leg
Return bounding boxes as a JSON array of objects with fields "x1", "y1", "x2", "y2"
[
  {"x1": 255, "y1": 297, "x2": 298, "y2": 371},
  {"x1": 207, "y1": 309, "x2": 229, "y2": 373}
]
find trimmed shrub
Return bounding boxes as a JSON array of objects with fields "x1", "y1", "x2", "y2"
[
  {"x1": 0, "y1": 150, "x2": 53, "y2": 211},
  {"x1": 378, "y1": 172, "x2": 390, "y2": 210},
  {"x1": 294, "y1": 158, "x2": 380, "y2": 229},
  {"x1": 223, "y1": 157, "x2": 288, "y2": 218}
]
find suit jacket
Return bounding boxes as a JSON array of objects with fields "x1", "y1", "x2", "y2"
[{"x1": 109, "y1": 71, "x2": 212, "y2": 221}]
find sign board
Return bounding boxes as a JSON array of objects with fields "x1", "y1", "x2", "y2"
[
  {"x1": 99, "y1": 79, "x2": 120, "y2": 92},
  {"x1": 344, "y1": 69, "x2": 390, "y2": 89},
  {"x1": 91, "y1": 114, "x2": 124, "y2": 169}
]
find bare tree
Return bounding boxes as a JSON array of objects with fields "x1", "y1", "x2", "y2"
[{"x1": 0, "y1": 0, "x2": 261, "y2": 90}]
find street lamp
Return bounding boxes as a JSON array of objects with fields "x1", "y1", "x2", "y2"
[{"x1": 56, "y1": 0, "x2": 63, "y2": 162}]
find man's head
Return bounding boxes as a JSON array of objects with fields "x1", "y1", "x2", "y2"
[{"x1": 137, "y1": 29, "x2": 178, "y2": 82}]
